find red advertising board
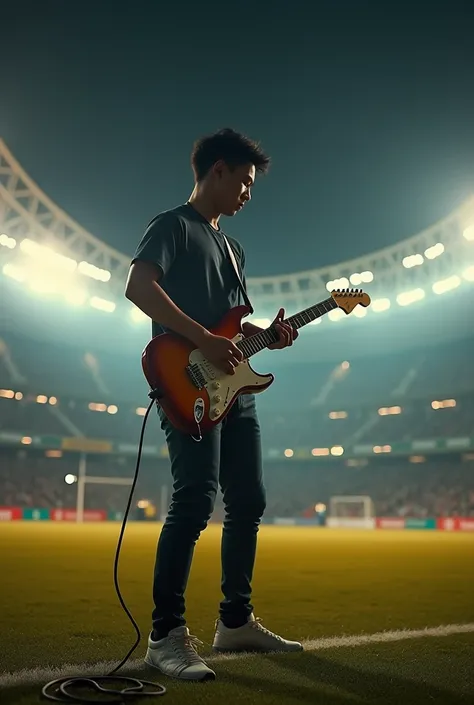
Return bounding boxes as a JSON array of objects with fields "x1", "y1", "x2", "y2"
[
  {"x1": 376, "y1": 517, "x2": 405, "y2": 530},
  {"x1": 50, "y1": 509, "x2": 107, "y2": 522},
  {"x1": 437, "y1": 517, "x2": 474, "y2": 532},
  {"x1": 0, "y1": 506, "x2": 22, "y2": 521}
]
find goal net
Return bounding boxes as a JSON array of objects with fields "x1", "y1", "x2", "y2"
[{"x1": 327, "y1": 495, "x2": 375, "y2": 529}]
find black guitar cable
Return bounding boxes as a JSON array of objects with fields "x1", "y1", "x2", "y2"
[{"x1": 42, "y1": 391, "x2": 167, "y2": 703}]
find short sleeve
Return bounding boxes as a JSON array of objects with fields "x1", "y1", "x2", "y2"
[
  {"x1": 132, "y1": 212, "x2": 183, "y2": 277},
  {"x1": 239, "y1": 246, "x2": 246, "y2": 272}
]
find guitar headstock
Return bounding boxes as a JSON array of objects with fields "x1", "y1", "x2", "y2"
[{"x1": 331, "y1": 288, "x2": 371, "y2": 314}]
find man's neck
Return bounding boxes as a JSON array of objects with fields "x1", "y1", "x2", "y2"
[{"x1": 187, "y1": 186, "x2": 221, "y2": 230}]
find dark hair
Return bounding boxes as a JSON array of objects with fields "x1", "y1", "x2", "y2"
[{"x1": 191, "y1": 128, "x2": 270, "y2": 181}]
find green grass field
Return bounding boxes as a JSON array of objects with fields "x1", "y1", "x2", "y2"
[{"x1": 1, "y1": 522, "x2": 473, "y2": 704}]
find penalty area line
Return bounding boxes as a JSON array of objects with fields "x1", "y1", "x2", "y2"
[{"x1": 1, "y1": 622, "x2": 474, "y2": 688}]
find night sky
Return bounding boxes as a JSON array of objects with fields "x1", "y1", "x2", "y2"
[{"x1": 2, "y1": 0, "x2": 474, "y2": 277}]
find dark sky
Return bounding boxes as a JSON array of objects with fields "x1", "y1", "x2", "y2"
[{"x1": 2, "y1": 0, "x2": 473, "y2": 277}]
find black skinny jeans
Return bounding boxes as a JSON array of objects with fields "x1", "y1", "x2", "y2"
[{"x1": 152, "y1": 393, "x2": 266, "y2": 638}]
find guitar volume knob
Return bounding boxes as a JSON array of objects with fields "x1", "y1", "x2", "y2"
[
  {"x1": 212, "y1": 381, "x2": 221, "y2": 390},
  {"x1": 211, "y1": 408, "x2": 221, "y2": 419},
  {"x1": 213, "y1": 395, "x2": 221, "y2": 403}
]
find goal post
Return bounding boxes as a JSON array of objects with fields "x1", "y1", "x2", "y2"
[
  {"x1": 76, "y1": 452, "x2": 134, "y2": 523},
  {"x1": 327, "y1": 495, "x2": 376, "y2": 529}
]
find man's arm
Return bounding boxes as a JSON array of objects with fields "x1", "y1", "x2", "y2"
[
  {"x1": 125, "y1": 261, "x2": 208, "y2": 347},
  {"x1": 126, "y1": 213, "x2": 209, "y2": 346},
  {"x1": 125, "y1": 262, "x2": 243, "y2": 374}
]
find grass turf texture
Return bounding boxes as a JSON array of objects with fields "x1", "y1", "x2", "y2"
[{"x1": 0, "y1": 523, "x2": 473, "y2": 703}]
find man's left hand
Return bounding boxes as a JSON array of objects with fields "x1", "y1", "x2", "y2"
[{"x1": 268, "y1": 308, "x2": 298, "y2": 350}]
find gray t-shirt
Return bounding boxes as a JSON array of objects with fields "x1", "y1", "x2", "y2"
[{"x1": 132, "y1": 203, "x2": 249, "y2": 337}]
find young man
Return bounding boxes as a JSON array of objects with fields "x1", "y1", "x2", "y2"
[{"x1": 125, "y1": 128, "x2": 302, "y2": 682}]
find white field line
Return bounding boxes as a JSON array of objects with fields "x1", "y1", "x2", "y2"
[{"x1": 1, "y1": 622, "x2": 474, "y2": 689}]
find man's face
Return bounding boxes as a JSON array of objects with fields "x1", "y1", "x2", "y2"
[{"x1": 211, "y1": 161, "x2": 255, "y2": 216}]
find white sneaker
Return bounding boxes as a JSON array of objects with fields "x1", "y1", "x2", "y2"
[
  {"x1": 144, "y1": 626, "x2": 216, "y2": 681},
  {"x1": 212, "y1": 613, "x2": 303, "y2": 653}
]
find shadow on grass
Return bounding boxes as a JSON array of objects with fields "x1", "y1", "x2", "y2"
[
  {"x1": 241, "y1": 650, "x2": 471, "y2": 705},
  {"x1": 1, "y1": 653, "x2": 471, "y2": 705}
]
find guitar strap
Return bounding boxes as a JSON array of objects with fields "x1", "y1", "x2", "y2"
[{"x1": 222, "y1": 234, "x2": 254, "y2": 315}]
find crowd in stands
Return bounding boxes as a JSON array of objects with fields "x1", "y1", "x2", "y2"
[
  {"x1": 1, "y1": 450, "x2": 473, "y2": 519},
  {"x1": 1, "y1": 332, "x2": 473, "y2": 521},
  {"x1": 2, "y1": 331, "x2": 473, "y2": 406},
  {"x1": 1, "y1": 390, "x2": 472, "y2": 453}
]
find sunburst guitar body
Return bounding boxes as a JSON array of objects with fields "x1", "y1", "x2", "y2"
[{"x1": 142, "y1": 289, "x2": 371, "y2": 437}]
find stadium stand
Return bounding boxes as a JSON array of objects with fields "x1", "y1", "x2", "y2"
[
  {"x1": 1, "y1": 141, "x2": 473, "y2": 527},
  {"x1": 2, "y1": 334, "x2": 473, "y2": 448}
]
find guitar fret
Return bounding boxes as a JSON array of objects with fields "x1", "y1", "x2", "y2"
[{"x1": 238, "y1": 294, "x2": 344, "y2": 359}]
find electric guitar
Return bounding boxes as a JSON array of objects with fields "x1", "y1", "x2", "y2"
[{"x1": 142, "y1": 289, "x2": 370, "y2": 436}]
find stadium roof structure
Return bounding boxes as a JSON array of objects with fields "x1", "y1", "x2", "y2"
[{"x1": 1, "y1": 138, "x2": 474, "y2": 322}]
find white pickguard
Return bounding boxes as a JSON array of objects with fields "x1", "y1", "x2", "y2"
[{"x1": 188, "y1": 334, "x2": 272, "y2": 422}]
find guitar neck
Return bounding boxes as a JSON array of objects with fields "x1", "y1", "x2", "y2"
[{"x1": 237, "y1": 296, "x2": 338, "y2": 359}]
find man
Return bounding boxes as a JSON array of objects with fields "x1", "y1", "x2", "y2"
[{"x1": 125, "y1": 128, "x2": 302, "y2": 682}]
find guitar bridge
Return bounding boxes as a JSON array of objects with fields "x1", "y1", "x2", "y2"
[{"x1": 186, "y1": 363, "x2": 206, "y2": 390}]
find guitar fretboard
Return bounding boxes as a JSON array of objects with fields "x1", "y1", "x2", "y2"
[{"x1": 237, "y1": 296, "x2": 338, "y2": 359}]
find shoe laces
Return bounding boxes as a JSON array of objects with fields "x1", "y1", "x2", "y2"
[
  {"x1": 249, "y1": 617, "x2": 284, "y2": 642},
  {"x1": 170, "y1": 633, "x2": 205, "y2": 666}
]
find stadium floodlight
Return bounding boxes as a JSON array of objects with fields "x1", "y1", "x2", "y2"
[
  {"x1": 90, "y1": 296, "x2": 116, "y2": 313},
  {"x1": 326, "y1": 277, "x2": 350, "y2": 291},
  {"x1": 107, "y1": 405, "x2": 118, "y2": 414},
  {"x1": 0, "y1": 233, "x2": 16, "y2": 249},
  {"x1": 432, "y1": 275, "x2": 461, "y2": 295},
  {"x1": 462, "y1": 266, "x2": 474, "y2": 281},
  {"x1": 328, "y1": 308, "x2": 345, "y2": 322},
  {"x1": 349, "y1": 270, "x2": 373, "y2": 285},
  {"x1": 65, "y1": 474, "x2": 77, "y2": 484},
  {"x1": 89, "y1": 402, "x2": 107, "y2": 412},
  {"x1": 330, "y1": 445, "x2": 344, "y2": 456},
  {"x1": 432, "y1": 399, "x2": 456, "y2": 409},
  {"x1": 424, "y1": 242, "x2": 445, "y2": 259},
  {"x1": 329, "y1": 411, "x2": 348, "y2": 419},
  {"x1": 371, "y1": 297, "x2": 391, "y2": 312},
  {"x1": 3, "y1": 263, "x2": 26, "y2": 282},
  {"x1": 311, "y1": 447, "x2": 330, "y2": 456},
  {"x1": 402, "y1": 254, "x2": 424, "y2": 268},
  {"x1": 396, "y1": 288, "x2": 425, "y2": 306},
  {"x1": 352, "y1": 306, "x2": 367, "y2": 318},
  {"x1": 65, "y1": 289, "x2": 87, "y2": 306},
  {"x1": 378, "y1": 406, "x2": 402, "y2": 415},
  {"x1": 463, "y1": 225, "x2": 474, "y2": 241},
  {"x1": 20, "y1": 239, "x2": 78, "y2": 272},
  {"x1": 78, "y1": 261, "x2": 111, "y2": 282},
  {"x1": 29, "y1": 277, "x2": 57, "y2": 294},
  {"x1": 373, "y1": 445, "x2": 392, "y2": 453},
  {"x1": 349, "y1": 272, "x2": 362, "y2": 285},
  {"x1": 284, "y1": 448, "x2": 294, "y2": 457}
]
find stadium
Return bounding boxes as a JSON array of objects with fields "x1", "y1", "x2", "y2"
[{"x1": 1, "y1": 138, "x2": 474, "y2": 703}]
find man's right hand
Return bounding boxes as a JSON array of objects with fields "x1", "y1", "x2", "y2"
[{"x1": 197, "y1": 331, "x2": 244, "y2": 375}]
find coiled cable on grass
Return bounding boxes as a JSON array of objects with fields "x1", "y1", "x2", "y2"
[{"x1": 42, "y1": 395, "x2": 167, "y2": 703}]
